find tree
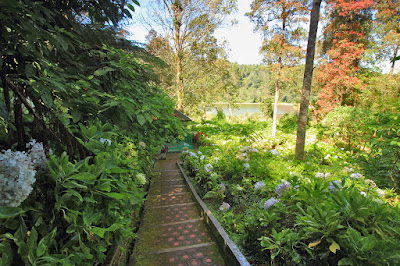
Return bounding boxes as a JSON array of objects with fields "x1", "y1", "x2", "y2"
[
  {"x1": 295, "y1": 0, "x2": 322, "y2": 160},
  {"x1": 375, "y1": 0, "x2": 400, "y2": 76},
  {"x1": 247, "y1": 0, "x2": 309, "y2": 137},
  {"x1": 142, "y1": 0, "x2": 236, "y2": 111},
  {"x1": 316, "y1": 0, "x2": 374, "y2": 113}
]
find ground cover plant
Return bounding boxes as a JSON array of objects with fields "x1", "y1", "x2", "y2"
[
  {"x1": 181, "y1": 114, "x2": 400, "y2": 265},
  {"x1": 0, "y1": 1, "x2": 184, "y2": 264}
]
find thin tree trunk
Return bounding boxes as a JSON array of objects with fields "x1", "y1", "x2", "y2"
[
  {"x1": 271, "y1": 79, "x2": 280, "y2": 137},
  {"x1": 389, "y1": 44, "x2": 398, "y2": 76},
  {"x1": 272, "y1": 15, "x2": 285, "y2": 138},
  {"x1": 173, "y1": 1, "x2": 184, "y2": 111},
  {"x1": 295, "y1": 0, "x2": 322, "y2": 160}
]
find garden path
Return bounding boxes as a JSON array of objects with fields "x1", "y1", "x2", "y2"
[{"x1": 129, "y1": 153, "x2": 225, "y2": 265}]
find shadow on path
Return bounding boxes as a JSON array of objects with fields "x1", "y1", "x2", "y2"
[{"x1": 129, "y1": 153, "x2": 225, "y2": 266}]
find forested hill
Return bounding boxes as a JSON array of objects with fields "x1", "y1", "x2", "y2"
[{"x1": 228, "y1": 63, "x2": 305, "y2": 104}]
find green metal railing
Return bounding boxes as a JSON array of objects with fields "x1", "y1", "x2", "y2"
[{"x1": 167, "y1": 134, "x2": 193, "y2": 152}]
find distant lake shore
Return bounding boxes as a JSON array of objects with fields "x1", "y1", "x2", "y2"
[{"x1": 206, "y1": 103, "x2": 298, "y2": 118}]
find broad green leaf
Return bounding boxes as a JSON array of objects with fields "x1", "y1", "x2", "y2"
[
  {"x1": 338, "y1": 258, "x2": 353, "y2": 265},
  {"x1": 103, "y1": 192, "x2": 125, "y2": 199},
  {"x1": 94, "y1": 67, "x2": 115, "y2": 76},
  {"x1": 95, "y1": 181, "x2": 111, "y2": 192},
  {"x1": 137, "y1": 114, "x2": 146, "y2": 126},
  {"x1": 63, "y1": 190, "x2": 83, "y2": 202},
  {"x1": 36, "y1": 227, "x2": 57, "y2": 257},
  {"x1": 71, "y1": 109, "x2": 82, "y2": 123},
  {"x1": 0, "y1": 207, "x2": 25, "y2": 219},
  {"x1": 70, "y1": 172, "x2": 97, "y2": 184},
  {"x1": 27, "y1": 227, "x2": 38, "y2": 261},
  {"x1": 41, "y1": 92, "x2": 53, "y2": 108}
]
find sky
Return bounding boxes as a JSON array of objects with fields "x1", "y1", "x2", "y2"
[{"x1": 125, "y1": 0, "x2": 264, "y2": 65}]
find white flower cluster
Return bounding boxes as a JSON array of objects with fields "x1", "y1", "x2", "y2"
[
  {"x1": 343, "y1": 166, "x2": 354, "y2": 172},
  {"x1": 264, "y1": 197, "x2": 279, "y2": 210},
  {"x1": 139, "y1": 141, "x2": 146, "y2": 149},
  {"x1": 213, "y1": 157, "x2": 219, "y2": 164},
  {"x1": 329, "y1": 180, "x2": 341, "y2": 193},
  {"x1": 219, "y1": 202, "x2": 230, "y2": 211},
  {"x1": 0, "y1": 140, "x2": 46, "y2": 207},
  {"x1": 135, "y1": 173, "x2": 147, "y2": 185},
  {"x1": 218, "y1": 183, "x2": 226, "y2": 192},
  {"x1": 269, "y1": 149, "x2": 279, "y2": 156},
  {"x1": 99, "y1": 138, "x2": 111, "y2": 146},
  {"x1": 26, "y1": 139, "x2": 47, "y2": 169},
  {"x1": 276, "y1": 181, "x2": 291, "y2": 197},
  {"x1": 254, "y1": 181, "x2": 266, "y2": 190},
  {"x1": 365, "y1": 179, "x2": 377, "y2": 188},
  {"x1": 200, "y1": 155, "x2": 205, "y2": 161},
  {"x1": 243, "y1": 163, "x2": 250, "y2": 170},
  {"x1": 204, "y1": 163, "x2": 213, "y2": 173},
  {"x1": 189, "y1": 151, "x2": 197, "y2": 158},
  {"x1": 315, "y1": 172, "x2": 330, "y2": 178},
  {"x1": 240, "y1": 146, "x2": 259, "y2": 153},
  {"x1": 350, "y1": 173, "x2": 362, "y2": 179},
  {"x1": 376, "y1": 188, "x2": 385, "y2": 197}
]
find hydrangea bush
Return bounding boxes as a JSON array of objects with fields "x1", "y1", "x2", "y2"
[
  {"x1": 182, "y1": 119, "x2": 400, "y2": 265},
  {"x1": 0, "y1": 140, "x2": 47, "y2": 207}
]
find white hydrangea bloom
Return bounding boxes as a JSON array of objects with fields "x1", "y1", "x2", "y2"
[
  {"x1": 135, "y1": 173, "x2": 147, "y2": 185},
  {"x1": 365, "y1": 179, "x2": 377, "y2": 188},
  {"x1": 315, "y1": 172, "x2": 325, "y2": 178},
  {"x1": 139, "y1": 141, "x2": 146, "y2": 148},
  {"x1": 200, "y1": 155, "x2": 205, "y2": 161},
  {"x1": 189, "y1": 152, "x2": 197, "y2": 158},
  {"x1": 325, "y1": 173, "x2": 331, "y2": 178},
  {"x1": 219, "y1": 202, "x2": 230, "y2": 211},
  {"x1": 0, "y1": 150, "x2": 36, "y2": 207},
  {"x1": 218, "y1": 183, "x2": 226, "y2": 192},
  {"x1": 269, "y1": 149, "x2": 279, "y2": 156},
  {"x1": 350, "y1": 173, "x2": 362, "y2": 179},
  {"x1": 197, "y1": 151, "x2": 202, "y2": 155},
  {"x1": 376, "y1": 188, "x2": 385, "y2": 197},
  {"x1": 204, "y1": 163, "x2": 213, "y2": 173},
  {"x1": 329, "y1": 180, "x2": 341, "y2": 193},
  {"x1": 99, "y1": 138, "x2": 111, "y2": 146},
  {"x1": 26, "y1": 139, "x2": 47, "y2": 169},
  {"x1": 243, "y1": 163, "x2": 250, "y2": 170},
  {"x1": 264, "y1": 197, "x2": 279, "y2": 210},
  {"x1": 276, "y1": 181, "x2": 291, "y2": 197},
  {"x1": 254, "y1": 181, "x2": 266, "y2": 190}
]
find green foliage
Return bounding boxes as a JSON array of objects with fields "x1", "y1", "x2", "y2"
[
  {"x1": 320, "y1": 106, "x2": 375, "y2": 148},
  {"x1": 180, "y1": 118, "x2": 400, "y2": 265},
  {"x1": 277, "y1": 113, "x2": 299, "y2": 134},
  {"x1": 260, "y1": 96, "x2": 274, "y2": 117},
  {"x1": 0, "y1": 0, "x2": 184, "y2": 264}
]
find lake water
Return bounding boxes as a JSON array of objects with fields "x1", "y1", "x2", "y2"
[{"x1": 206, "y1": 103, "x2": 297, "y2": 118}]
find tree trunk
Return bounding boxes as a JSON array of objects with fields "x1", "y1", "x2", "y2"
[
  {"x1": 173, "y1": 1, "x2": 184, "y2": 111},
  {"x1": 176, "y1": 55, "x2": 183, "y2": 111},
  {"x1": 389, "y1": 44, "x2": 399, "y2": 76},
  {"x1": 271, "y1": 16, "x2": 285, "y2": 138},
  {"x1": 271, "y1": 79, "x2": 280, "y2": 137},
  {"x1": 295, "y1": 0, "x2": 322, "y2": 160}
]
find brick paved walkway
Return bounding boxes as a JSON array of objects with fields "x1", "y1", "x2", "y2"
[{"x1": 130, "y1": 153, "x2": 225, "y2": 266}]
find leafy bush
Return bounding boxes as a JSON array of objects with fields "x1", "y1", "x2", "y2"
[{"x1": 180, "y1": 119, "x2": 400, "y2": 265}]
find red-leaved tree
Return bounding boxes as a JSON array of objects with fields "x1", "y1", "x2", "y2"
[{"x1": 316, "y1": 0, "x2": 374, "y2": 114}]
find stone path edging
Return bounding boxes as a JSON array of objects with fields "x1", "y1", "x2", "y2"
[{"x1": 176, "y1": 162, "x2": 250, "y2": 266}]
